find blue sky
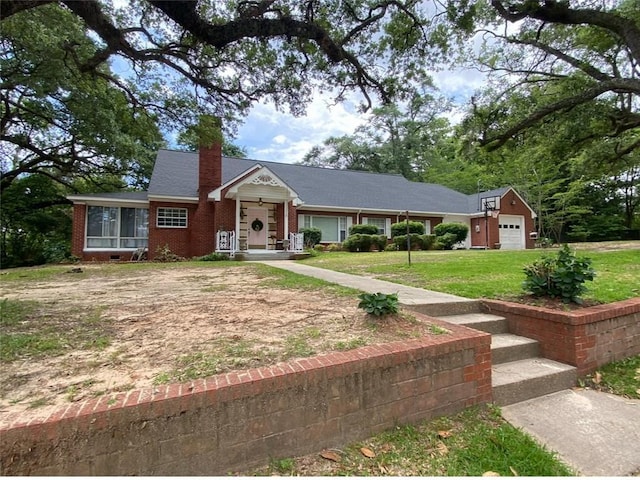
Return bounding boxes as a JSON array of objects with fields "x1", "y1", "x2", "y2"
[{"x1": 235, "y1": 66, "x2": 487, "y2": 164}]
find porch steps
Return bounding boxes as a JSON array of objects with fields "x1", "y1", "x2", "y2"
[
  {"x1": 425, "y1": 306, "x2": 577, "y2": 406},
  {"x1": 233, "y1": 252, "x2": 310, "y2": 261}
]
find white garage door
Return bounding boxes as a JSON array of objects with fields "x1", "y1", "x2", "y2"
[{"x1": 499, "y1": 215, "x2": 525, "y2": 250}]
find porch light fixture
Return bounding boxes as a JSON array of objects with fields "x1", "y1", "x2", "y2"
[
  {"x1": 240, "y1": 207, "x2": 245, "y2": 219},
  {"x1": 258, "y1": 198, "x2": 263, "y2": 206}
]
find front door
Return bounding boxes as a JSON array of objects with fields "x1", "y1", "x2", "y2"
[{"x1": 247, "y1": 207, "x2": 268, "y2": 249}]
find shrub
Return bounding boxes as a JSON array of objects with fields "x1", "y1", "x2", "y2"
[
  {"x1": 434, "y1": 223, "x2": 468, "y2": 250},
  {"x1": 436, "y1": 232, "x2": 459, "y2": 250},
  {"x1": 357, "y1": 292, "x2": 399, "y2": 316},
  {"x1": 342, "y1": 233, "x2": 373, "y2": 252},
  {"x1": 434, "y1": 222, "x2": 469, "y2": 245},
  {"x1": 523, "y1": 244, "x2": 596, "y2": 304},
  {"x1": 326, "y1": 243, "x2": 342, "y2": 252},
  {"x1": 393, "y1": 233, "x2": 424, "y2": 251},
  {"x1": 349, "y1": 224, "x2": 380, "y2": 235},
  {"x1": 421, "y1": 234, "x2": 437, "y2": 250},
  {"x1": 299, "y1": 227, "x2": 322, "y2": 248},
  {"x1": 390, "y1": 221, "x2": 425, "y2": 238},
  {"x1": 197, "y1": 252, "x2": 228, "y2": 261},
  {"x1": 313, "y1": 244, "x2": 326, "y2": 252},
  {"x1": 154, "y1": 244, "x2": 184, "y2": 262},
  {"x1": 384, "y1": 243, "x2": 398, "y2": 252},
  {"x1": 371, "y1": 235, "x2": 388, "y2": 251}
]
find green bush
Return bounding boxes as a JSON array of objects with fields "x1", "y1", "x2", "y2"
[
  {"x1": 342, "y1": 233, "x2": 373, "y2": 252},
  {"x1": 434, "y1": 223, "x2": 468, "y2": 250},
  {"x1": 523, "y1": 244, "x2": 596, "y2": 304},
  {"x1": 421, "y1": 234, "x2": 437, "y2": 250},
  {"x1": 393, "y1": 234, "x2": 424, "y2": 251},
  {"x1": 372, "y1": 235, "x2": 388, "y2": 251},
  {"x1": 349, "y1": 224, "x2": 380, "y2": 235},
  {"x1": 436, "y1": 232, "x2": 459, "y2": 250},
  {"x1": 299, "y1": 227, "x2": 322, "y2": 248},
  {"x1": 357, "y1": 292, "x2": 399, "y2": 316},
  {"x1": 384, "y1": 243, "x2": 398, "y2": 252},
  {"x1": 390, "y1": 221, "x2": 425, "y2": 237},
  {"x1": 326, "y1": 243, "x2": 342, "y2": 252}
]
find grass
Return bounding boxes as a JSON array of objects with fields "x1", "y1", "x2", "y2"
[
  {"x1": 582, "y1": 355, "x2": 640, "y2": 399},
  {"x1": 153, "y1": 337, "x2": 279, "y2": 385},
  {"x1": 302, "y1": 245, "x2": 640, "y2": 303},
  {"x1": 0, "y1": 298, "x2": 112, "y2": 362},
  {"x1": 0, "y1": 258, "x2": 242, "y2": 283},
  {"x1": 248, "y1": 405, "x2": 575, "y2": 476},
  {"x1": 253, "y1": 263, "x2": 360, "y2": 296}
]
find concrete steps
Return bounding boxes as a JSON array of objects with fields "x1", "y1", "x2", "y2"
[
  {"x1": 234, "y1": 252, "x2": 310, "y2": 261},
  {"x1": 492, "y1": 333, "x2": 540, "y2": 364},
  {"x1": 437, "y1": 312, "x2": 508, "y2": 334},
  {"x1": 492, "y1": 358, "x2": 577, "y2": 406},
  {"x1": 435, "y1": 308, "x2": 577, "y2": 406}
]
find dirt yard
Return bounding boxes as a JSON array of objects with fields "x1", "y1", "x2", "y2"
[{"x1": 0, "y1": 263, "x2": 444, "y2": 426}]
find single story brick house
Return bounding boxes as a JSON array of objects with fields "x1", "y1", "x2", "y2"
[{"x1": 68, "y1": 139, "x2": 537, "y2": 261}]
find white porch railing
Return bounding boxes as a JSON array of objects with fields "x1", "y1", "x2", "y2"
[
  {"x1": 288, "y1": 232, "x2": 304, "y2": 253},
  {"x1": 216, "y1": 230, "x2": 237, "y2": 255}
]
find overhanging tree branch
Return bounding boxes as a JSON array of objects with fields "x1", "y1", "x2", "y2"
[{"x1": 481, "y1": 79, "x2": 640, "y2": 150}]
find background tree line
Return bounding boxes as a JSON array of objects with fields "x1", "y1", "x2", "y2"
[{"x1": 1, "y1": 0, "x2": 638, "y2": 267}]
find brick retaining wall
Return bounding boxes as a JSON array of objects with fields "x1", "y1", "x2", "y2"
[
  {"x1": 0, "y1": 315, "x2": 491, "y2": 476},
  {"x1": 483, "y1": 298, "x2": 640, "y2": 376}
]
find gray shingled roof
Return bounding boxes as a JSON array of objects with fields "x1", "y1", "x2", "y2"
[
  {"x1": 146, "y1": 149, "x2": 510, "y2": 215},
  {"x1": 148, "y1": 150, "x2": 199, "y2": 197}
]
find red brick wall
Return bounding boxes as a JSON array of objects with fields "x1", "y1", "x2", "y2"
[
  {"x1": 289, "y1": 202, "x2": 298, "y2": 233},
  {"x1": 483, "y1": 298, "x2": 640, "y2": 376},
  {"x1": 0, "y1": 315, "x2": 491, "y2": 476},
  {"x1": 71, "y1": 203, "x2": 86, "y2": 258},
  {"x1": 148, "y1": 202, "x2": 198, "y2": 259},
  {"x1": 498, "y1": 190, "x2": 536, "y2": 249},
  {"x1": 198, "y1": 124, "x2": 222, "y2": 192}
]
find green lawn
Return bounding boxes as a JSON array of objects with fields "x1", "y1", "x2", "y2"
[
  {"x1": 249, "y1": 405, "x2": 575, "y2": 476},
  {"x1": 303, "y1": 245, "x2": 640, "y2": 303}
]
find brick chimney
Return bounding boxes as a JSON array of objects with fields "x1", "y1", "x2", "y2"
[{"x1": 198, "y1": 115, "x2": 222, "y2": 197}]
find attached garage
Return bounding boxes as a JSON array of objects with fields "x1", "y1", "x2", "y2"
[{"x1": 498, "y1": 214, "x2": 525, "y2": 250}]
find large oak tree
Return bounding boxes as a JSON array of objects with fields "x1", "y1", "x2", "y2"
[
  {"x1": 1, "y1": 0, "x2": 447, "y2": 194},
  {"x1": 467, "y1": 0, "x2": 639, "y2": 157}
]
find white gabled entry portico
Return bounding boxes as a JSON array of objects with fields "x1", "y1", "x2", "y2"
[{"x1": 210, "y1": 165, "x2": 303, "y2": 253}]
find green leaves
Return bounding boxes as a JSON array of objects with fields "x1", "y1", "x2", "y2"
[
  {"x1": 522, "y1": 245, "x2": 596, "y2": 304},
  {"x1": 357, "y1": 292, "x2": 399, "y2": 317}
]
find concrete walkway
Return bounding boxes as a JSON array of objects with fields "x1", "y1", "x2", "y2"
[
  {"x1": 258, "y1": 260, "x2": 470, "y2": 306},
  {"x1": 257, "y1": 260, "x2": 640, "y2": 476},
  {"x1": 502, "y1": 389, "x2": 640, "y2": 476}
]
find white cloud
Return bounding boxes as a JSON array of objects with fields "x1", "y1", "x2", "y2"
[
  {"x1": 236, "y1": 91, "x2": 370, "y2": 164},
  {"x1": 236, "y1": 63, "x2": 487, "y2": 164}
]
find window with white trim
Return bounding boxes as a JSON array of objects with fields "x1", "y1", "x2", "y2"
[
  {"x1": 157, "y1": 207, "x2": 187, "y2": 228},
  {"x1": 365, "y1": 217, "x2": 388, "y2": 236},
  {"x1": 87, "y1": 206, "x2": 148, "y2": 249},
  {"x1": 424, "y1": 220, "x2": 431, "y2": 235},
  {"x1": 300, "y1": 215, "x2": 347, "y2": 242}
]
